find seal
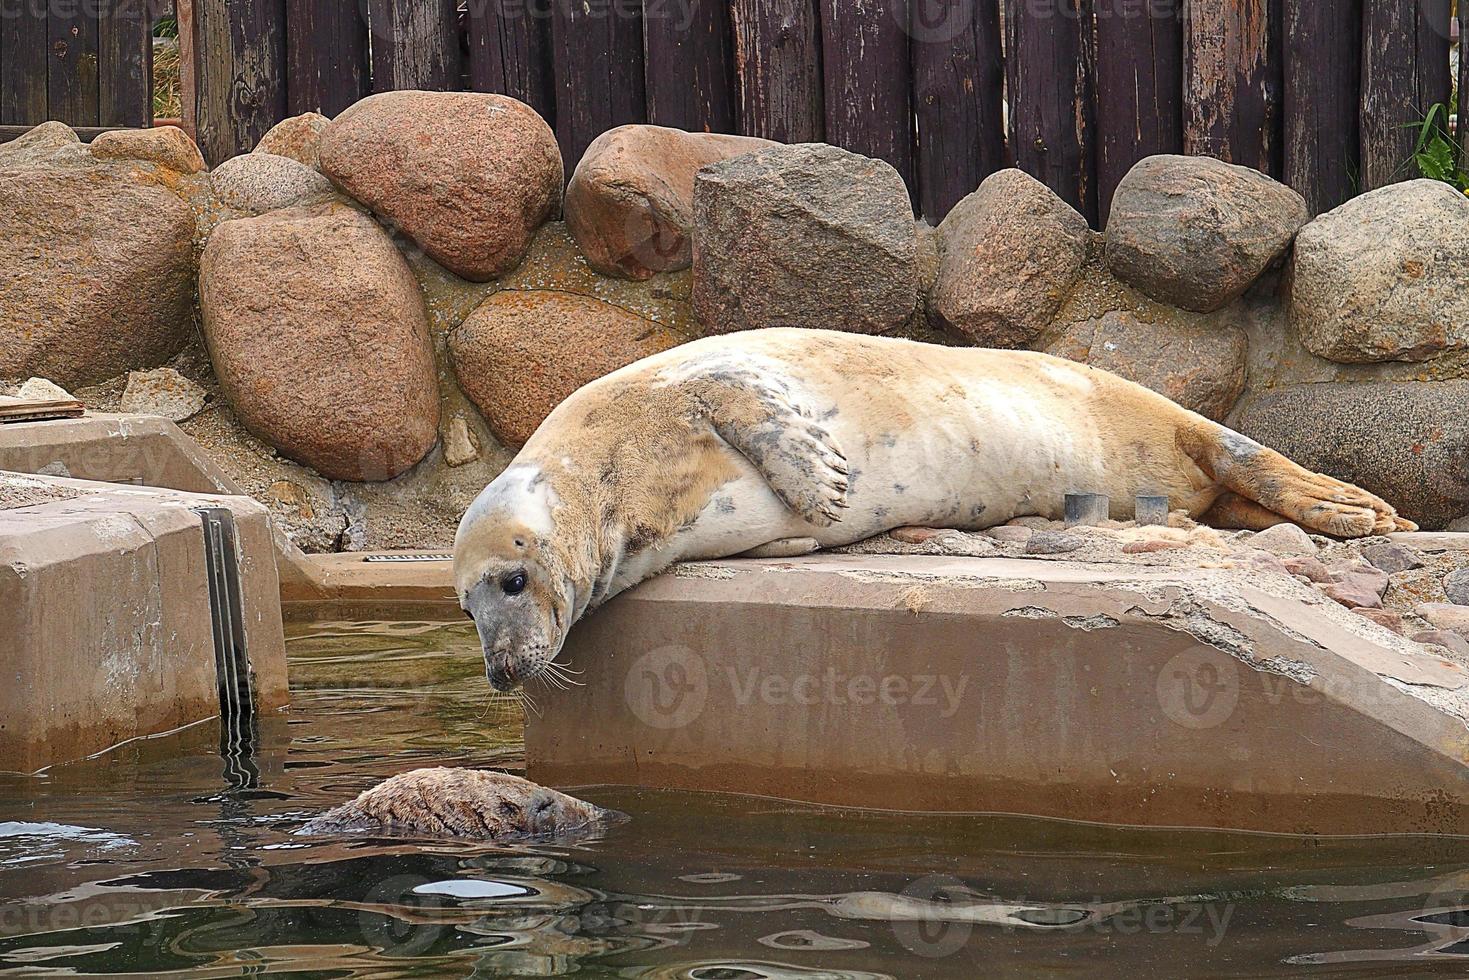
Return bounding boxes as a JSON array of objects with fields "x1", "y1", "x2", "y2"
[
  {"x1": 454, "y1": 328, "x2": 1413, "y2": 690},
  {"x1": 296, "y1": 767, "x2": 624, "y2": 840}
]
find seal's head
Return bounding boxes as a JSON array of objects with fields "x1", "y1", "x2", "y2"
[
  {"x1": 297, "y1": 767, "x2": 626, "y2": 840},
  {"x1": 454, "y1": 466, "x2": 573, "y2": 692}
]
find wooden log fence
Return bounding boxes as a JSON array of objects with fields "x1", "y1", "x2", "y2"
[
  {"x1": 0, "y1": 0, "x2": 152, "y2": 132},
  {"x1": 1182, "y1": 0, "x2": 1281, "y2": 178},
  {"x1": 2, "y1": 1, "x2": 1463, "y2": 225}
]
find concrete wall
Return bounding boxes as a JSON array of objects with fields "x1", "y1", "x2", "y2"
[
  {"x1": 528, "y1": 554, "x2": 1469, "y2": 835},
  {"x1": 0, "y1": 475, "x2": 286, "y2": 772}
]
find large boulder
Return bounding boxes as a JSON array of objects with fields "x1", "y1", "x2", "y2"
[
  {"x1": 1105, "y1": 156, "x2": 1307, "y2": 313},
  {"x1": 565, "y1": 125, "x2": 773, "y2": 280},
  {"x1": 0, "y1": 155, "x2": 197, "y2": 387},
  {"x1": 692, "y1": 143, "x2": 919, "y2": 334},
  {"x1": 1043, "y1": 310, "x2": 1247, "y2": 420},
  {"x1": 932, "y1": 169, "x2": 1093, "y2": 348},
  {"x1": 319, "y1": 90, "x2": 562, "y2": 281},
  {"x1": 199, "y1": 203, "x2": 440, "y2": 481},
  {"x1": 255, "y1": 112, "x2": 330, "y2": 170},
  {"x1": 1235, "y1": 381, "x2": 1469, "y2": 530},
  {"x1": 1291, "y1": 180, "x2": 1469, "y2": 363},
  {"x1": 449, "y1": 289, "x2": 682, "y2": 447},
  {"x1": 211, "y1": 152, "x2": 335, "y2": 214}
]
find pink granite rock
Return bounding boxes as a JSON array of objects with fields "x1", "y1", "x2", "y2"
[{"x1": 320, "y1": 90, "x2": 562, "y2": 281}]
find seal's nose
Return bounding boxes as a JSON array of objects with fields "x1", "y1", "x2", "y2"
[{"x1": 486, "y1": 661, "x2": 517, "y2": 692}]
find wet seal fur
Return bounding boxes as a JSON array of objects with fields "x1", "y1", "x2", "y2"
[
  {"x1": 296, "y1": 768, "x2": 624, "y2": 841},
  {"x1": 454, "y1": 328, "x2": 1414, "y2": 690}
]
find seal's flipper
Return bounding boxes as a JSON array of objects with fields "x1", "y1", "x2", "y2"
[
  {"x1": 1183, "y1": 423, "x2": 1416, "y2": 536},
  {"x1": 676, "y1": 365, "x2": 849, "y2": 526},
  {"x1": 1200, "y1": 491, "x2": 1293, "y2": 531}
]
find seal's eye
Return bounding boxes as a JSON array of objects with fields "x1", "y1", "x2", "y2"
[{"x1": 502, "y1": 572, "x2": 528, "y2": 596}]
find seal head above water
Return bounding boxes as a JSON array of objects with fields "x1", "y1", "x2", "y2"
[
  {"x1": 296, "y1": 768, "x2": 624, "y2": 841},
  {"x1": 454, "y1": 328, "x2": 1414, "y2": 691}
]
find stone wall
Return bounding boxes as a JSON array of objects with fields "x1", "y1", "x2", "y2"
[{"x1": 3, "y1": 91, "x2": 1466, "y2": 549}]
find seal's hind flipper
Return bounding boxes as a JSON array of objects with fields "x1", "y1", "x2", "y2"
[
  {"x1": 674, "y1": 363, "x2": 849, "y2": 526},
  {"x1": 1183, "y1": 423, "x2": 1416, "y2": 537}
]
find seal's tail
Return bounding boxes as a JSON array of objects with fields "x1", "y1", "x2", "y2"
[{"x1": 1180, "y1": 420, "x2": 1416, "y2": 537}]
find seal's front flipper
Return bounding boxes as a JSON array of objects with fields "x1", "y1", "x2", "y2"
[
  {"x1": 738, "y1": 537, "x2": 822, "y2": 559},
  {"x1": 677, "y1": 365, "x2": 849, "y2": 526}
]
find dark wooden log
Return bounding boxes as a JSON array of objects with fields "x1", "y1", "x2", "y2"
[
  {"x1": 644, "y1": 0, "x2": 738, "y2": 133},
  {"x1": 1282, "y1": 0, "x2": 1361, "y2": 214},
  {"x1": 1095, "y1": 0, "x2": 1184, "y2": 223},
  {"x1": 1461, "y1": 1, "x2": 1469, "y2": 156},
  {"x1": 176, "y1": 0, "x2": 198, "y2": 139},
  {"x1": 189, "y1": 0, "x2": 287, "y2": 164},
  {"x1": 820, "y1": 0, "x2": 914, "y2": 196},
  {"x1": 286, "y1": 0, "x2": 368, "y2": 116},
  {"x1": 1183, "y1": 0, "x2": 1283, "y2": 177},
  {"x1": 549, "y1": 0, "x2": 646, "y2": 172},
  {"x1": 0, "y1": 124, "x2": 136, "y2": 142},
  {"x1": 367, "y1": 0, "x2": 460, "y2": 93},
  {"x1": 1005, "y1": 0, "x2": 1098, "y2": 225},
  {"x1": 49, "y1": 0, "x2": 102, "y2": 126},
  {"x1": 1359, "y1": 0, "x2": 1451, "y2": 190},
  {"x1": 730, "y1": 0, "x2": 823, "y2": 143},
  {"x1": 465, "y1": 0, "x2": 555, "y2": 124},
  {"x1": 1, "y1": 0, "x2": 51, "y2": 124},
  {"x1": 910, "y1": 0, "x2": 1006, "y2": 222},
  {"x1": 97, "y1": 0, "x2": 152, "y2": 127}
]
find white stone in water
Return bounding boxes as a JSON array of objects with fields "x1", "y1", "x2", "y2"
[{"x1": 1248, "y1": 522, "x2": 1317, "y2": 556}]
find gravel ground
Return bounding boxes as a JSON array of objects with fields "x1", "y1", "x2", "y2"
[{"x1": 0, "y1": 475, "x2": 84, "y2": 511}]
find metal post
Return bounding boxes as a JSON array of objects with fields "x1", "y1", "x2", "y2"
[{"x1": 1064, "y1": 492, "x2": 1110, "y2": 527}]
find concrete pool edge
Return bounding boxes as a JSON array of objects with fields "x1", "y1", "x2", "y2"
[
  {"x1": 0, "y1": 474, "x2": 287, "y2": 772},
  {"x1": 526, "y1": 554, "x2": 1469, "y2": 836}
]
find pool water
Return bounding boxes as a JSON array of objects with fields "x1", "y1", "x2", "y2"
[{"x1": 4, "y1": 621, "x2": 1469, "y2": 977}]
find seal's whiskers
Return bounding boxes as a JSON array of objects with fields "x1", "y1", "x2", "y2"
[{"x1": 544, "y1": 661, "x2": 585, "y2": 688}]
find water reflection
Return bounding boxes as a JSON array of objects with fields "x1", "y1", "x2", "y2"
[{"x1": 3, "y1": 621, "x2": 1469, "y2": 976}]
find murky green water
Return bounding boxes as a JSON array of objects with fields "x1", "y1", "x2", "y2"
[{"x1": 5, "y1": 621, "x2": 1469, "y2": 977}]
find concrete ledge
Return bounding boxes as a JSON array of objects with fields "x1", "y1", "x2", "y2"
[
  {"x1": 0, "y1": 413, "x2": 322, "y2": 600},
  {"x1": 0, "y1": 414, "x2": 462, "y2": 613},
  {"x1": 278, "y1": 552, "x2": 457, "y2": 620},
  {"x1": 528, "y1": 554, "x2": 1469, "y2": 836},
  {"x1": 0, "y1": 474, "x2": 286, "y2": 772}
]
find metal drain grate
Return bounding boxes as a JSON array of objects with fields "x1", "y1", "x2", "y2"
[
  {"x1": 362, "y1": 553, "x2": 453, "y2": 563},
  {"x1": 195, "y1": 507, "x2": 258, "y2": 788}
]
